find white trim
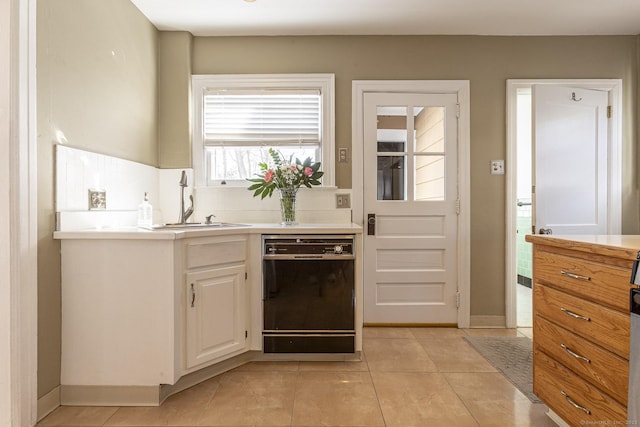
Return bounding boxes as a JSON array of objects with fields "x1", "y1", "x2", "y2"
[
  {"x1": 469, "y1": 315, "x2": 507, "y2": 328},
  {"x1": 505, "y1": 79, "x2": 623, "y2": 328},
  {"x1": 2, "y1": 0, "x2": 38, "y2": 425},
  {"x1": 191, "y1": 74, "x2": 335, "y2": 187},
  {"x1": 352, "y1": 80, "x2": 470, "y2": 328},
  {"x1": 37, "y1": 386, "x2": 60, "y2": 422}
]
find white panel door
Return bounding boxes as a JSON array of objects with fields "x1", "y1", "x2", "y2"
[
  {"x1": 363, "y1": 92, "x2": 459, "y2": 324},
  {"x1": 533, "y1": 85, "x2": 609, "y2": 235},
  {"x1": 185, "y1": 265, "x2": 246, "y2": 369}
]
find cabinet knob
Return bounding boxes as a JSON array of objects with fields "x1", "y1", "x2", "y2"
[{"x1": 191, "y1": 283, "x2": 196, "y2": 308}]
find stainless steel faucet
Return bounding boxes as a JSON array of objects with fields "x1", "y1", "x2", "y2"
[{"x1": 178, "y1": 170, "x2": 194, "y2": 224}]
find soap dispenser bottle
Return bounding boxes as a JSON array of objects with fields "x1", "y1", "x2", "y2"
[{"x1": 137, "y1": 192, "x2": 153, "y2": 228}]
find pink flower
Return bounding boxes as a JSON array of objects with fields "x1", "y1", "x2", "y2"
[
  {"x1": 290, "y1": 165, "x2": 296, "y2": 171},
  {"x1": 264, "y1": 169, "x2": 274, "y2": 183},
  {"x1": 304, "y1": 167, "x2": 313, "y2": 176}
]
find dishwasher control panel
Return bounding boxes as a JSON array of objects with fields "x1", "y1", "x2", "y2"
[{"x1": 263, "y1": 235, "x2": 355, "y2": 258}]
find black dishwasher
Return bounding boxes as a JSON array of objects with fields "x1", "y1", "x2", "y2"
[{"x1": 262, "y1": 235, "x2": 355, "y2": 353}]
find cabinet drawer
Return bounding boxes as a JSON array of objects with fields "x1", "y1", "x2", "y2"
[
  {"x1": 534, "y1": 247, "x2": 630, "y2": 312},
  {"x1": 186, "y1": 237, "x2": 246, "y2": 269},
  {"x1": 534, "y1": 315, "x2": 628, "y2": 405},
  {"x1": 534, "y1": 284, "x2": 630, "y2": 359},
  {"x1": 534, "y1": 350, "x2": 627, "y2": 426}
]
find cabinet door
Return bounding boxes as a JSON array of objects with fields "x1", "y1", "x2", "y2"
[{"x1": 185, "y1": 265, "x2": 246, "y2": 369}]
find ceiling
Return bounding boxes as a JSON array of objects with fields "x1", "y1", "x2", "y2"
[{"x1": 130, "y1": 0, "x2": 640, "y2": 37}]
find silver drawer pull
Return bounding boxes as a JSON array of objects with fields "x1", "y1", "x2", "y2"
[
  {"x1": 560, "y1": 344, "x2": 591, "y2": 363},
  {"x1": 560, "y1": 307, "x2": 591, "y2": 321},
  {"x1": 560, "y1": 270, "x2": 591, "y2": 281},
  {"x1": 561, "y1": 390, "x2": 591, "y2": 414}
]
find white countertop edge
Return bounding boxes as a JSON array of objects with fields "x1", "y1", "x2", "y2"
[{"x1": 53, "y1": 223, "x2": 364, "y2": 240}]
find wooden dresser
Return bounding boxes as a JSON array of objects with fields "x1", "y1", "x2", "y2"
[{"x1": 526, "y1": 235, "x2": 636, "y2": 426}]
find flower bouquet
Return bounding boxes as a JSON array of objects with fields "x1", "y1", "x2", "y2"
[{"x1": 247, "y1": 148, "x2": 323, "y2": 224}]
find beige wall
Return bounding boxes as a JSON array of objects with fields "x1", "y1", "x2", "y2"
[
  {"x1": 158, "y1": 32, "x2": 193, "y2": 168},
  {"x1": 181, "y1": 35, "x2": 639, "y2": 319},
  {"x1": 36, "y1": 0, "x2": 158, "y2": 398}
]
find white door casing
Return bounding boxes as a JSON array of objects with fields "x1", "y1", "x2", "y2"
[
  {"x1": 352, "y1": 80, "x2": 470, "y2": 328},
  {"x1": 505, "y1": 79, "x2": 622, "y2": 329},
  {"x1": 532, "y1": 85, "x2": 609, "y2": 235}
]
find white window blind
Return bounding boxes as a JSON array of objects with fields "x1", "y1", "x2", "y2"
[
  {"x1": 203, "y1": 90, "x2": 321, "y2": 146},
  {"x1": 192, "y1": 74, "x2": 335, "y2": 187}
]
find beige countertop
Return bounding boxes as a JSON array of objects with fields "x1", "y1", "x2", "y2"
[
  {"x1": 525, "y1": 234, "x2": 640, "y2": 260},
  {"x1": 53, "y1": 222, "x2": 363, "y2": 240}
]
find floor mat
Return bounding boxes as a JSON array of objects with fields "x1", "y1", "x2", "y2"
[{"x1": 463, "y1": 336, "x2": 541, "y2": 403}]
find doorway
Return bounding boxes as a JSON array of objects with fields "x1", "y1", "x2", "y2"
[
  {"x1": 352, "y1": 80, "x2": 471, "y2": 328},
  {"x1": 505, "y1": 79, "x2": 623, "y2": 329}
]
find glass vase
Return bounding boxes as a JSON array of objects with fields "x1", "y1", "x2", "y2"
[{"x1": 278, "y1": 188, "x2": 297, "y2": 225}]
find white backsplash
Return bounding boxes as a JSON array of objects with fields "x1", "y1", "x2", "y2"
[
  {"x1": 55, "y1": 145, "x2": 351, "y2": 230},
  {"x1": 193, "y1": 186, "x2": 352, "y2": 224},
  {"x1": 56, "y1": 145, "x2": 160, "y2": 212}
]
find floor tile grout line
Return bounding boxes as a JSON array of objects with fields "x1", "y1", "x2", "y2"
[
  {"x1": 363, "y1": 350, "x2": 388, "y2": 427},
  {"x1": 194, "y1": 376, "x2": 221, "y2": 427},
  {"x1": 100, "y1": 406, "x2": 121, "y2": 427},
  {"x1": 441, "y1": 372, "x2": 482, "y2": 427},
  {"x1": 289, "y1": 369, "x2": 301, "y2": 427}
]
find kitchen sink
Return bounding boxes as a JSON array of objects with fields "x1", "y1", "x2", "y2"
[{"x1": 145, "y1": 222, "x2": 249, "y2": 230}]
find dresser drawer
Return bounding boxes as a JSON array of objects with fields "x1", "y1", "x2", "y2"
[
  {"x1": 534, "y1": 350, "x2": 627, "y2": 425},
  {"x1": 534, "y1": 284, "x2": 630, "y2": 359},
  {"x1": 534, "y1": 315, "x2": 628, "y2": 405},
  {"x1": 534, "y1": 247, "x2": 630, "y2": 312}
]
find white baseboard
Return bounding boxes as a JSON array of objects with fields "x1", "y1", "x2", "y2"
[
  {"x1": 37, "y1": 386, "x2": 60, "y2": 421},
  {"x1": 60, "y1": 385, "x2": 161, "y2": 407},
  {"x1": 469, "y1": 315, "x2": 506, "y2": 328}
]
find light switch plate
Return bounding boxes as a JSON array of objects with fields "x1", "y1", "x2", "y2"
[
  {"x1": 491, "y1": 160, "x2": 505, "y2": 175},
  {"x1": 336, "y1": 194, "x2": 351, "y2": 208}
]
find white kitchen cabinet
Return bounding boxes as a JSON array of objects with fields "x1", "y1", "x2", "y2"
[
  {"x1": 185, "y1": 265, "x2": 246, "y2": 368},
  {"x1": 59, "y1": 238, "x2": 181, "y2": 389},
  {"x1": 183, "y1": 235, "x2": 248, "y2": 370},
  {"x1": 58, "y1": 232, "x2": 250, "y2": 404}
]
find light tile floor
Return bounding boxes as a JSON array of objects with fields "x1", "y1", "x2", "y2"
[{"x1": 38, "y1": 327, "x2": 554, "y2": 427}]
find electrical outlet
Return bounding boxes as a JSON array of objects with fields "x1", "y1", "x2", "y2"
[
  {"x1": 88, "y1": 189, "x2": 106, "y2": 210},
  {"x1": 338, "y1": 148, "x2": 349, "y2": 163},
  {"x1": 491, "y1": 160, "x2": 505, "y2": 175},
  {"x1": 336, "y1": 194, "x2": 351, "y2": 208}
]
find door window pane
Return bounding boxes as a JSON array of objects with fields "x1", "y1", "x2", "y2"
[
  {"x1": 415, "y1": 106, "x2": 445, "y2": 153},
  {"x1": 415, "y1": 155, "x2": 445, "y2": 201},
  {"x1": 378, "y1": 156, "x2": 406, "y2": 200},
  {"x1": 376, "y1": 106, "x2": 408, "y2": 200},
  {"x1": 377, "y1": 107, "x2": 407, "y2": 152}
]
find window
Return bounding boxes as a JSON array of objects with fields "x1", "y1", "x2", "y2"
[{"x1": 192, "y1": 74, "x2": 335, "y2": 187}]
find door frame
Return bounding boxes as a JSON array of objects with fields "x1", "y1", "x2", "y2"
[
  {"x1": 4, "y1": 0, "x2": 38, "y2": 424},
  {"x1": 352, "y1": 80, "x2": 471, "y2": 328},
  {"x1": 505, "y1": 79, "x2": 623, "y2": 328}
]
